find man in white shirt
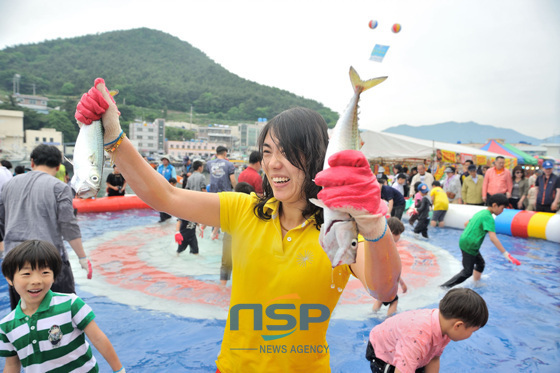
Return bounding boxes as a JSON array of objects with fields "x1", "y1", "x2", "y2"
[{"x1": 409, "y1": 164, "x2": 435, "y2": 197}]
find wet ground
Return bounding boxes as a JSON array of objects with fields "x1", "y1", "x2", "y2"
[{"x1": 0, "y1": 209, "x2": 558, "y2": 372}]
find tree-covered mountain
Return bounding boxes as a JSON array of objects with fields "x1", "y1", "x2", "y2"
[{"x1": 0, "y1": 28, "x2": 338, "y2": 125}]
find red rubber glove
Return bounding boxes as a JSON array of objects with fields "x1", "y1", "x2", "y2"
[
  {"x1": 503, "y1": 251, "x2": 521, "y2": 266},
  {"x1": 75, "y1": 78, "x2": 113, "y2": 125},
  {"x1": 75, "y1": 78, "x2": 122, "y2": 144},
  {"x1": 79, "y1": 257, "x2": 93, "y2": 279},
  {"x1": 315, "y1": 150, "x2": 387, "y2": 240},
  {"x1": 175, "y1": 232, "x2": 183, "y2": 245}
]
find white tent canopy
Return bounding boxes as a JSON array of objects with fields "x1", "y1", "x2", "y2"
[{"x1": 360, "y1": 130, "x2": 515, "y2": 161}]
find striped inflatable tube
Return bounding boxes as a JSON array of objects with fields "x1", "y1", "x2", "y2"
[{"x1": 443, "y1": 204, "x2": 560, "y2": 243}]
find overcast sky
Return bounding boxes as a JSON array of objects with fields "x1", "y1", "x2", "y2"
[{"x1": 1, "y1": 0, "x2": 559, "y2": 138}]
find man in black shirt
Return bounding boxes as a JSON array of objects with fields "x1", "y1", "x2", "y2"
[
  {"x1": 106, "y1": 164, "x2": 127, "y2": 196},
  {"x1": 378, "y1": 178, "x2": 406, "y2": 220}
]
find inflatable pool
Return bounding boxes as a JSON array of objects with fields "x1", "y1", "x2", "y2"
[
  {"x1": 442, "y1": 205, "x2": 560, "y2": 243},
  {"x1": 73, "y1": 195, "x2": 152, "y2": 213},
  {"x1": 0, "y1": 210, "x2": 558, "y2": 371}
]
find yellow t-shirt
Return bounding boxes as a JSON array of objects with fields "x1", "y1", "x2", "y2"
[
  {"x1": 55, "y1": 164, "x2": 66, "y2": 182},
  {"x1": 217, "y1": 192, "x2": 351, "y2": 373},
  {"x1": 430, "y1": 186, "x2": 449, "y2": 211}
]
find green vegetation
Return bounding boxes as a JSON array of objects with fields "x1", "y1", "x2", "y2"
[{"x1": 0, "y1": 28, "x2": 339, "y2": 142}]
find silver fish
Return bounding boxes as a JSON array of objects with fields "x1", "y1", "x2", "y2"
[
  {"x1": 311, "y1": 67, "x2": 387, "y2": 267},
  {"x1": 70, "y1": 121, "x2": 104, "y2": 198}
]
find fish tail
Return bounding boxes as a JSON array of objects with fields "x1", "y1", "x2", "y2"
[{"x1": 349, "y1": 66, "x2": 387, "y2": 94}]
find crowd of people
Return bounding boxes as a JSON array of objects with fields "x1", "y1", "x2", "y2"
[
  {"x1": 0, "y1": 77, "x2": 556, "y2": 372},
  {"x1": 379, "y1": 156, "x2": 559, "y2": 218}
]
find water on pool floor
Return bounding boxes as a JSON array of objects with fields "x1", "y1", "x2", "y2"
[{"x1": 0, "y1": 210, "x2": 557, "y2": 372}]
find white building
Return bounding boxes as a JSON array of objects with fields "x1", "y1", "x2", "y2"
[
  {"x1": 0, "y1": 110, "x2": 25, "y2": 160},
  {"x1": 25, "y1": 128, "x2": 64, "y2": 153},
  {"x1": 239, "y1": 121, "x2": 266, "y2": 152},
  {"x1": 129, "y1": 119, "x2": 165, "y2": 155},
  {"x1": 15, "y1": 94, "x2": 50, "y2": 114},
  {"x1": 166, "y1": 139, "x2": 224, "y2": 160}
]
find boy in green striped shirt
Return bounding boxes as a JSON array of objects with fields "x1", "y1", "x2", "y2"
[{"x1": 0, "y1": 240, "x2": 124, "y2": 372}]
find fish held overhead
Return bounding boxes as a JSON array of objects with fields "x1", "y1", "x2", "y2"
[
  {"x1": 70, "y1": 120, "x2": 104, "y2": 199},
  {"x1": 311, "y1": 67, "x2": 387, "y2": 267}
]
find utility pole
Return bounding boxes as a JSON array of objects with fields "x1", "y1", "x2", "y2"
[
  {"x1": 190, "y1": 105, "x2": 193, "y2": 125},
  {"x1": 32, "y1": 83, "x2": 36, "y2": 95}
]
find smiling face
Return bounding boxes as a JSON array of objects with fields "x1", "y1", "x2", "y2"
[
  {"x1": 7, "y1": 262, "x2": 54, "y2": 313},
  {"x1": 262, "y1": 131, "x2": 306, "y2": 209}
]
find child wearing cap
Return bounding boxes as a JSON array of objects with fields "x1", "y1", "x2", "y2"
[{"x1": 413, "y1": 183, "x2": 431, "y2": 238}]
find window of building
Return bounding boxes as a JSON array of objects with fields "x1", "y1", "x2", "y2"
[
  {"x1": 35, "y1": 137, "x2": 39, "y2": 142},
  {"x1": 50, "y1": 138, "x2": 54, "y2": 142},
  {"x1": 42, "y1": 137, "x2": 46, "y2": 142}
]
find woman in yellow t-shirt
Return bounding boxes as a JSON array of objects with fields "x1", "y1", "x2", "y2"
[{"x1": 75, "y1": 80, "x2": 402, "y2": 373}]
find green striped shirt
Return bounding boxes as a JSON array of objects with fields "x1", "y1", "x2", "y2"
[{"x1": 0, "y1": 290, "x2": 98, "y2": 372}]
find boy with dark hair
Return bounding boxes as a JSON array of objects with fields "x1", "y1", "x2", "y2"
[
  {"x1": 413, "y1": 183, "x2": 431, "y2": 238},
  {"x1": 372, "y1": 217, "x2": 407, "y2": 316},
  {"x1": 367, "y1": 288, "x2": 488, "y2": 373},
  {"x1": 0, "y1": 240, "x2": 124, "y2": 372},
  {"x1": 441, "y1": 193, "x2": 520, "y2": 288}
]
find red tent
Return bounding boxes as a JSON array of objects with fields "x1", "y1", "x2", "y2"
[{"x1": 480, "y1": 140, "x2": 524, "y2": 164}]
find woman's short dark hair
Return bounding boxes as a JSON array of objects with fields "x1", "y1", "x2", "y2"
[
  {"x1": 512, "y1": 165, "x2": 525, "y2": 180},
  {"x1": 255, "y1": 107, "x2": 329, "y2": 228},
  {"x1": 440, "y1": 288, "x2": 488, "y2": 328},
  {"x1": 2, "y1": 240, "x2": 62, "y2": 281},
  {"x1": 30, "y1": 144, "x2": 62, "y2": 168}
]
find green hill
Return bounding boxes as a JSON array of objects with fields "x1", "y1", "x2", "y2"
[{"x1": 0, "y1": 28, "x2": 338, "y2": 126}]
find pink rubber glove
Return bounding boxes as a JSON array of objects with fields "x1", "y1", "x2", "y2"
[
  {"x1": 175, "y1": 232, "x2": 183, "y2": 245},
  {"x1": 79, "y1": 257, "x2": 93, "y2": 279},
  {"x1": 315, "y1": 150, "x2": 387, "y2": 241},
  {"x1": 75, "y1": 78, "x2": 122, "y2": 144},
  {"x1": 503, "y1": 251, "x2": 521, "y2": 266},
  {"x1": 75, "y1": 78, "x2": 114, "y2": 124}
]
